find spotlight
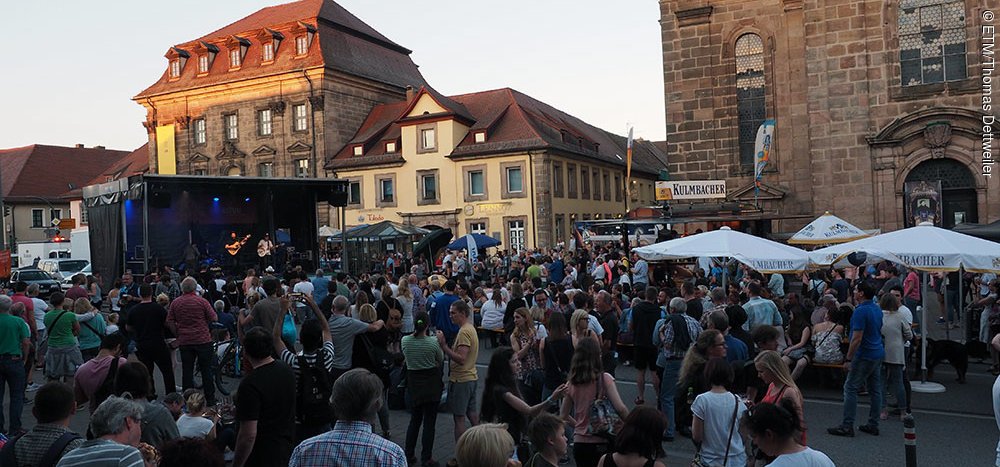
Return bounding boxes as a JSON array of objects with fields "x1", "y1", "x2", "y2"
[
  {"x1": 244, "y1": 197, "x2": 251, "y2": 202},
  {"x1": 213, "y1": 197, "x2": 220, "y2": 202}
]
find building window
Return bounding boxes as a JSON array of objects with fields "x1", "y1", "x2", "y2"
[
  {"x1": 506, "y1": 167, "x2": 523, "y2": 193},
  {"x1": 899, "y1": 0, "x2": 967, "y2": 86},
  {"x1": 581, "y1": 166, "x2": 590, "y2": 198},
  {"x1": 49, "y1": 209, "x2": 61, "y2": 224},
  {"x1": 353, "y1": 146, "x2": 363, "y2": 156},
  {"x1": 469, "y1": 170, "x2": 485, "y2": 196},
  {"x1": 736, "y1": 33, "x2": 766, "y2": 167},
  {"x1": 193, "y1": 118, "x2": 206, "y2": 145},
  {"x1": 80, "y1": 206, "x2": 88, "y2": 225},
  {"x1": 169, "y1": 60, "x2": 181, "y2": 78},
  {"x1": 348, "y1": 180, "x2": 361, "y2": 205},
  {"x1": 552, "y1": 162, "x2": 563, "y2": 198},
  {"x1": 31, "y1": 209, "x2": 43, "y2": 228},
  {"x1": 385, "y1": 141, "x2": 397, "y2": 153},
  {"x1": 614, "y1": 174, "x2": 622, "y2": 202},
  {"x1": 592, "y1": 170, "x2": 601, "y2": 200},
  {"x1": 258, "y1": 162, "x2": 274, "y2": 177},
  {"x1": 295, "y1": 159, "x2": 309, "y2": 178},
  {"x1": 258, "y1": 109, "x2": 272, "y2": 136},
  {"x1": 293, "y1": 104, "x2": 308, "y2": 131},
  {"x1": 192, "y1": 168, "x2": 207, "y2": 176},
  {"x1": 554, "y1": 214, "x2": 565, "y2": 245},
  {"x1": 262, "y1": 42, "x2": 274, "y2": 62},
  {"x1": 602, "y1": 171, "x2": 611, "y2": 201},
  {"x1": 474, "y1": 131, "x2": 486, "y2": 143},
  {"x1": 378, "y1": 177, "x2": 395, "y2": 206},
  {"x1": 469, "y1": 221, "x2": 487, "y2": 235},
  {"x1": 229, "y1": 48, "x2": 241, "y2": 68},
  {"x1": 295, "y1": 36, "x2": 308, "y2": 55},
  {"x1": 508, "y1": 219, "x2": 526, "y2": 253},
  {"x1": 198, "y1": 55, "x2": 209, "y2": 73},
  {"x1": 419, "y1": 171, "x2": 438, "y2": 204},
  {"x1": 224, "y1": 113, "x2": 238, "y2": 141},
  {"x1": 419, "y1": 127, "x2": 436, "y2": 151},
  {"x1": 567, "y1": 164, "x2": 577, "y2": 198}
]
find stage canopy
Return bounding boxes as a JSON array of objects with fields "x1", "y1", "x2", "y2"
[{"x1": 633, "y1": 226, "x2": 811, "y2": 273}]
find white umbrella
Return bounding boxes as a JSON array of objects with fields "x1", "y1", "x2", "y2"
[
  {"x1": 317, "y1": 225, "x2": 337, "y2": 237},
  {"x1": 810, "y1": 222, "x2": 1000, "y2": 393},
  {"x1": 788, "y1": 211, "x2": 872, "y2": 245},
  {"x1": 809, "y1": 222, "x2": 1000, "y2": 273},
  {"x1": 633, "y1": 226, "x2": 811, "y2": 273}
]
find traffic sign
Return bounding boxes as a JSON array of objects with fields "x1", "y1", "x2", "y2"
[{"x1": 58, "y1": 218, "x2": 76, "y2": 230}]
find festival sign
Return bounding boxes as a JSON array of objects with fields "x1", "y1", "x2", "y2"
[{"x1": 655, "y1": 180, "x2": 727, "y2": 201}]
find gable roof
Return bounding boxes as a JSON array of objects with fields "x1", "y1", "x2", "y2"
[
  {"x1": 135, "y1": 0, "x2": 425, "y2": 98},
  {"x1": 328, "y1": 87, "x2": 669, "y2": 176},
  {"x1": 0, "y1": 144, "x2": 134, "y2": 202}
]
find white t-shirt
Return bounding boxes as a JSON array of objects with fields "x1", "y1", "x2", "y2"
[
  {"x1": 293, "y1": 281, "x2": 315, "y2": 296},
  {"x1": 766, "y1": 447, "x2": 835, "y2": 467},
  {"x1": 691, "y1": 391, "x2": 747, "y2": 467},
  {"x1": 32, "y1": 298, "x2": 48, "y2": 331},
  {"x1": 176, "y1": 413, "x2": 214, "y2": 439}
]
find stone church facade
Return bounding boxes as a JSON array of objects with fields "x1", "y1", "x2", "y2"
[{"x1": 658, "y1": 0, "x2": 997, "y2": 232}]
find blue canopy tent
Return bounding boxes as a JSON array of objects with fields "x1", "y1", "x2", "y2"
[{"x1": 447, "y1": 233, "x2": 501, "y2": 250}]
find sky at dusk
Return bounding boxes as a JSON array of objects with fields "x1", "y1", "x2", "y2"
[{"x1": 0, "y1": 0, "x2": 666, "y2": 152}]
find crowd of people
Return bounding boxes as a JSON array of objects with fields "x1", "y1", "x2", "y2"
[{"x1": 0, "y1": 243, "x2": 996, "y2": 467}]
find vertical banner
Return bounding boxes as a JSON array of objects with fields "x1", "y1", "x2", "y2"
[
  {"x1": 753, "y1": 119, "x2": 776, "y2": 186},
  {"x1": 466, "y1": 234, "x2": 478, "y2": 262},
  {"x1": 155, "y1": 124, "x2": 177, "y2": 175},
  {"x1": 904, "y1": 180, "x2": 942, "y2": 227}
]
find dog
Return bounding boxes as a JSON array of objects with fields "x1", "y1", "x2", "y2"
[{"x1": 914, "y1": 337, "x2": 968, "y2": 383}]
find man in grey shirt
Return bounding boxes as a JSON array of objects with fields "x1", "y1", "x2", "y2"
[{"x1": 327, "y1": 296, "x2": 383, "y2": 382}]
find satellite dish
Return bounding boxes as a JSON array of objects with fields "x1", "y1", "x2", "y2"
[{"x1": 847, "y1": 251, "x2": 867, "y2": 267}]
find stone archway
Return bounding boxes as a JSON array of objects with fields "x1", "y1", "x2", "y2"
[{"x1": 903, "y1": 158, "x2": 978, "y2": 228}]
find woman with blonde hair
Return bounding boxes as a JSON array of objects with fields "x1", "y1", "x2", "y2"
[
  {"x1": 560, "y1": 338, "x2": 628, "y2": 467},
  {"x1": 353, "y1": 299, "x2": 392, "y2": 438},
  {"x1": 511, "y1": 307, "x2": 544, "y2": 405},
  {"x1": 396, "y1": 277, "x2": 414, "y2": 334},
  {"x1": 176, "y1": 390, "x2": 218, "y2": 441},
  {"x1": 570, "y1": 309, "x2": 600, "y2": 350},
  {"x1": 455, "y1": 423, "x2": 518, "y2": 467},
  {"x1": 754, "y1": 350, "x2": 806, "y2": 446},
  {"x1": 75, "y1": 298, "x2": 106, "y2": 361}
]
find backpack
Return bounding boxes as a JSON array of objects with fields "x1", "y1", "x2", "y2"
[
  {"x1": 296, "y1": 354, "x2": 333, "y2": 426},
  {"x1": 93, "y1": 357, "x2": 121, "y2": 411},
  {"x1": 668, "y1": 314, "x2": 693, "y2": 354},
  {"x1": 0, "y1": 431, "x2": 82, "y2": 467},
  {"x1": 360, "y1": 334, "x2": 393, "y2": 384}
]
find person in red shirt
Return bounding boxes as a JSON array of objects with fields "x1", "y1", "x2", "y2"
[
  {"x1": 166, "y1": 277, "x2": 218, "y2": 406},
  {"x1": 64, "y1": 274, "x2": 89, "y2": 301}
]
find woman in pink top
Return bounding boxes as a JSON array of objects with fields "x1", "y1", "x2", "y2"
[{"x1": 559, "y1": 338, "x2": 629, "y2": 467}]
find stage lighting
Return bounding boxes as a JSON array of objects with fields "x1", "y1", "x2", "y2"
[
  {"x1": 213, "y1": 197, "x2": 220, "y2": 202},
  {"x1": 244, "y1": 197, "x2": 251, "y2": 202}
]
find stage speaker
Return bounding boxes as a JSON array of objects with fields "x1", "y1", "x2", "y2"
[
  {"x1": 328, "y1": 185, "x2": 348, "y2": 207},
  {"x1": 149, "y1": 191, "x2": 171, "y2": 209}
]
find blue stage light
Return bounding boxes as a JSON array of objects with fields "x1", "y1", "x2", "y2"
[
  {"x1": 213, "y1": 197, "x2": 220, "y2": 202},
  {"x1": 244, "y1": 197, "x2": 251, "y2": 202}
]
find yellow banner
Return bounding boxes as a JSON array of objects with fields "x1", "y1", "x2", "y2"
[{"x1": 155, "y1": 124, "x2": 177, "y2": 174}]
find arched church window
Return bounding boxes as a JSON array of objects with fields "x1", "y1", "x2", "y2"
[{"x1": 735, "y1": 33, "x2": 766, "y2": 167}]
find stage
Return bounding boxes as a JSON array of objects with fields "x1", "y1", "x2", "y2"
[{"x1": 83, "y1": 175, "x2": 348, "y2": 282}]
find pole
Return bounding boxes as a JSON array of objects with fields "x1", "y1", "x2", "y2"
[
  {"x1": 944, "y1": 273, "x2": 951, "y2": 340},
  {"x1": 912, "y1": 271, "x2": 945, "y2": 393},
  {"x1": 340, "y1": 205, "x2": 348, "y2": 275},
  {"x1": 903, "y1": 415, "x2": 917, "y2": 467}
]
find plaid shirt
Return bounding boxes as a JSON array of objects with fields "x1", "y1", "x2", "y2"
[
  {"x1": 13, "y1": 424, "x2": 85, "y2": 466},
  {"x1": 653, "y1": 313, "x2": 703, "y2": 363},
  {"x1": 289, "y1": 421, "x2": 406, "y2": 467}
]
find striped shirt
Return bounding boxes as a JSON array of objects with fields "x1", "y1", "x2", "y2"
[
  {"x1": 55, "y1": 439, "x2": 144, "y2": 467},
  {"x1": 280, "y1": 341, "x2": 336, "y2": 373},
  {"x1": 289, "y1": 421, "x2": 406, "y2": 467}
]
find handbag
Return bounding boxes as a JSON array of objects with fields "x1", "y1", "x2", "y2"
[
  {"x1": 585, "y1": 373, "x2": 623, "y2": 440},
  {"x1": 691, "y1": 393, "x2": 740, "y2": 467},
  {"x1": 281, "y1": 311, "x2": 297, "y2": 345}
]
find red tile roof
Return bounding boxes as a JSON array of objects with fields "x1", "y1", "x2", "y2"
[
  {"x1": 327, "y1": 88, "x2": 669, "y2": 175},
  {"x1": 0, "y1": 144, "x2": 134, "y2": 202},
  {"x1": 135, "y1": 0, "x2": 424, "y2": 99}
]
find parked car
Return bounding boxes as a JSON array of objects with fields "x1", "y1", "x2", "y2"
[
  {"x1": 61, "y1": 263, "x2": 92, "y2": 291},
  {"x1": 38, "y1": 258, "x2": 89, "y2": 282},
  {"x1": 11, "y1": 268, "x2": 63, "y2": 299}
]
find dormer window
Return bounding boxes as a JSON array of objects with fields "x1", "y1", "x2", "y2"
[
  {"x1": 229, "y1": 48, "x2": 241, "y2": 68},
  {"x1": 385, "y1": 141, "x2": 397, "y2": 153},
  {"x1": 353, "y1": 146, "x2": 363, "y2": 156},
  {"x1": 169, "y1": 60, "x2": 181, "y2": 78},
  {"x1": 474, "y1": 131, "x2": 486, "y2": 143},
  {"x1": 198, "y1": 55, "x2": 209, "y2": 73},
  {"x1": 228, "y1": 37, "x2": 249, "y2": 70},
  {"x1": 295, "y1": 35, "x2": 308, "y2": 55},
  {"x1": 262, "y1": 42, "x2": 274, "y2": 62}
]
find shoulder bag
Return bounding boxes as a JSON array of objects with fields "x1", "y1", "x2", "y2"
[
  {"x1": 585, "y1": 373, "x2": 623, "y2": 441},
  {"x1": 691, "y1": 393, "x2": 739, "y2": 467}
]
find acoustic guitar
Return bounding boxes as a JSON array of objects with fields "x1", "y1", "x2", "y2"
[{"x1": 225, "y1": 234, "x2": 252, "y2": 256}]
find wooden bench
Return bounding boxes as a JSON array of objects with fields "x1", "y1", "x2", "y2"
[
  {"x1": 809, "y1": 361, "x2": 846, "y2": 387},
  {"x1": 476, "y1": 326, "x2": 506, "y2": 348}
]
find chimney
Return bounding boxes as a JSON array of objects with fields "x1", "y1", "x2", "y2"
[
  {"x1": 405, "y1": 85, "x2": 415, "y2": 103},
  {"x1": 75, "y1": 144, "x2": 85, "y2": 148},
  {"x1": 94, "y1": 145, "x2": 105, "y2": 150}
]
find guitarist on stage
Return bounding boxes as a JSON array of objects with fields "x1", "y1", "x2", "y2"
[
  {"x1": 224, "y1": 231, "x2": 251, "y2": 274},
  {"x1": 257, "y1": 233, "x2": 275, "y2": 271}
]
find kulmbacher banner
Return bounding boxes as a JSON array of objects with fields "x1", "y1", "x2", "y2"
[{"x1": 655, "y1": 180, "x2": 727, "y2": 201}]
